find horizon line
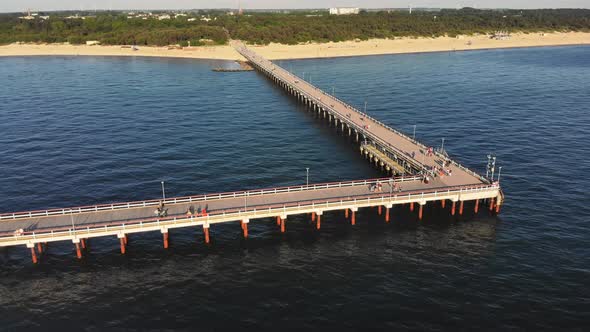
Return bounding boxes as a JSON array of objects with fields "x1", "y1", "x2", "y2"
[{"x1": 2, "y1": 7, "x2": 590, "y2": 14}]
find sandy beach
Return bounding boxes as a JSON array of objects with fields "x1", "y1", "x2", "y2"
[{"x1": 1, "y1": 32, "x2": 588, "y2": 61}]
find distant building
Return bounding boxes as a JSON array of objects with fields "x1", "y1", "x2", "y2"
[
  {"x1": 329, "y1": 7, "x2": 360, "y2": 15},
  {"x1": 86, "y1": 40, "x2": 100, "y2": 46},
  {"x1": 158, "y1": 14, "x2": 171, "y2": 20}
]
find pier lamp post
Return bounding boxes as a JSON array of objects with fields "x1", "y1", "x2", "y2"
[
  {"x1": 306, "y1": 168, "x2": 310, "y2": 186},
  {"x1": 486, "y1": 154, "x2": 491, "y2": 178},
  {"x1": 364, "y1": 101, "x2": 368, "y2": 114},
  {"x1": 413, "y1": 125, "x2": 417, "y2": 140},
  {"x1": 70, "y1": 212, "x2": 75, "y2": 232},
  {"x1": 490, "y1": 156, "x2": 497, "y2": 181},
  {"x1": 441, "y1": 138, "x2": 445, "y2": 154},
  {"x1": 497, "y1": 166, "x2": 503, "y2": 183},
  {"x1": 161, "y1": 181, "x2": 166, "y2": 202},
  {"x1": 332, "y1": 86, "x2": 335, "y2": 95}
]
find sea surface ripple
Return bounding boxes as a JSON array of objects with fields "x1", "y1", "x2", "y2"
[{"x1": 0, "y1": 46, "x2": 589, "y2": 330}]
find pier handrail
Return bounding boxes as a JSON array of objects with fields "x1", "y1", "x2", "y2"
[
  {"x1": 1, "y1": 181, "x2": 499, "y2": 239},
  {"x1": 0, "y1": 175, "x2": 422, "y2": 221}
]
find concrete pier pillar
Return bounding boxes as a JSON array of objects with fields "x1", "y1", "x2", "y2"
[
  {"x1": 451, "y1": 201, "x2": 456, "y2": 216},
  {"x1": 410, "y1": 202, "x2": 414, "y2": 212},
  {"x1": 120, "y1": 238, "x2": 126, "y2": 254},
  {"x1": 418, "y1": 204, "x2": 424, "y2": 220},
  {"x1": 441, "y1": 199, "x2": 446, "y2": 208},
  {"x1": 242, "y1": 219, "x2": 249, "y2": 238},
  {"x1": 75, "y1": 243, "x2": 82, "y2": 259},
  {"x1": 203, "y1": 225, "x2": 210, "y2": 244},
  {"x1": 163, "y1": 232, "x2": 169, "y2": 249},
  {"x1": 31, "y1": 247, "x2": 38, "y2": 264},
  {"x1": 474, "y1": 199, "x2": 479, "y2": 213},
  {"x1": 459, "y1": 201, "x2": 464, "y2": 215}
]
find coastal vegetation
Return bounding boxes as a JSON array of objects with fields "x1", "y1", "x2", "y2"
[{"x1": 0, "y1": 8, "x2": 589, "y2": 46}]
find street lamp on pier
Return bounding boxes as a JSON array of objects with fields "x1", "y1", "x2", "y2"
[
  {"x1": 161, "y1": 181, "x2": 166, "y2": 202},
  {"x1": 306, "y1": 167, "x2": 310, "y2": 186},
  {"x1": 412, "y1": 125, "x2": 417, "y2": 140}
]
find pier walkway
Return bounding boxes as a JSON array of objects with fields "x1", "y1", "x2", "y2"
[
  {"x1": 233, "y1": 41, "x2": 486, "y2": 188},
  {"x1": 0, "y1": 42, "x2": 503, "y2": 263}
]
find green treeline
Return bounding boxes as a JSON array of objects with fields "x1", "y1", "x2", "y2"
[
  {"x1": 0, "y1": 8, "x2": 589, "y2": 46},
  {"x1": 0, "y1": 13, "x2": 229, "y2": 46}
]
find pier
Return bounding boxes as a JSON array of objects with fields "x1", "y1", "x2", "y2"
[{"x1": 0, "y1": 42, "x2": 503, "y2": 263}]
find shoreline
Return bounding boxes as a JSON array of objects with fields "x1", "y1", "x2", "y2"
[{"x1": 1, "y1": 32, "x2": 589, "y2": 61}]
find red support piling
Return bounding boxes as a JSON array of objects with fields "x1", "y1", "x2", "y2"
[
  {"x1": 243, "y1": 223, "x2": 248, "y2": 238},
  {"x1": 81, "y1": 239, "x2": 86, "y2": 250},
  {"x1": 385, "y1": 207, "x2": 390, "y2": 223},
  {"x1": 441, "y1": 199, "x2": 446, "y2": 208},
  {"x1": 124, "y1": 235, "x2": 128, "y2": 245},
  {"x1": 37, "y1": 242, "x2": 43, "y2": 254},
  {"x1": 459, "y1": 201, "x2": 464, "y2": 215},
  {"x1": 410, "y1": 202, "x2": 414, "y2": 212},
  {"x1": 120, "y1": 238, "x2": 126, "y2": 254},
  {"x1": 474, "y1": 199, "x2": 480, "y2": 213},
  {"x1": 204, "y1": 227, "x2": 210, "y2": 244},
  {"x1": 276, "y1": 216, "x2": 281, "y2": 226},
  {"x1": 312, "y1": 212, "x2": 316, "y2": 222},
  {"x1": 489, "y1": 198, "x2": 495, "y2": 212},
  {"x1": 418, "y1": 204, "x2": 424, "y2": 220},
  {"x1": 495, "y1": 203, "x2": 501, "y2": 214},
  {"x1": 451, "y1": 201, "x2": 456, "y2": 216},
  {"x1": 351, "y1": 211, "x2": 356, "y2": 225},
  {"x1": 280, "y1": 218, "x2": 285, "y2": 233},
  {"x1": 345, "y1": 209, "x2": 349, "y2": 219},
  {"x1": 316, "y1": 215, "x2": 321, "y2": 230},
  {"x1": 31, "y1": 248, "x2": 38, "y2": 264},
  {"x1": 163, "y1": 233, "x2": 169, "y2": 249},
  {"x1": 75, "y1": 243, "x2": 82, "y2": 259},
  {"x1": 378, "y1": 205, "x2": 382, "y2": 215}
]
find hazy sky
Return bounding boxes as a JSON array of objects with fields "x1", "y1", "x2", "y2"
[{"x1": 2, "y1": 0, "x2": 588, "y2": 13}]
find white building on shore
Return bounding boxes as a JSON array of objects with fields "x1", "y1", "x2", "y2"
[{"x1": 329, "y1": 7, "x2": 360, "y2": 15}]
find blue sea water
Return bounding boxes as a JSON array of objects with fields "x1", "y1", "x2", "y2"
[{"x1": 0, "y1": 46, "x2": 589, "y2": 330}]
